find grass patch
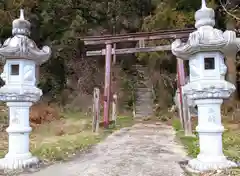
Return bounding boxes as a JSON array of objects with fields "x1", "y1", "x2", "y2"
[
  {"x1": 223, "y1": 124, "x2": 240, "y2": 162},
  {"x1": 172, "y1": 118, "x2": 199, "y2": 157},
  {"x1": 0, "y1": 111, "x2": 134, "y2": 162},
  {"x1": 99, "y1": 115, "x2": 134, "y2": 137}
]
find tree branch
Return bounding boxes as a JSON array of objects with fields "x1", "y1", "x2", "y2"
[{"x1": 219, "y1": 0, "x2": 240, "y2": 20}]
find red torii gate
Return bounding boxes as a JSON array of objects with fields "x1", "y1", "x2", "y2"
[{"x1": 80, "y1": 28, "x2": 193, "y2": 128}]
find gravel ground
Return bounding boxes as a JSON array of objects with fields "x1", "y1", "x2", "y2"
[{"x1": 21, "y1": 123, "x2": 188, "y2": 176}]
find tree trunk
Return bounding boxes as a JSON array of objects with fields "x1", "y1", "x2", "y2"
[
  {"x1": 226, "y1": 53, "x2": 238, "y2": 100},
  {"x1": 226, "y1": 18, "x2": 238, "y2": 101}
]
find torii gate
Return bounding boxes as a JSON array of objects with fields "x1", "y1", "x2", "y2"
[{"x1": 80, "y1": 28, "x2": 194, "y2": 128}]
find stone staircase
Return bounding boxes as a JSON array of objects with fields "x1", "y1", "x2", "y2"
[{"x1": 134, "y1": 65, "x2": 154, "y2": 119}]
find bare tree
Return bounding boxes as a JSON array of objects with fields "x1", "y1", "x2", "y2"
[{"x1": 219, "y1": 0, "x2": 240, "y2": 21}]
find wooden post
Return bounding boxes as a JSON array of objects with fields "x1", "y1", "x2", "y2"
[
  {"x1": 176, "y1": 89, "x2": 184, "y2": 128},
  {"x1": 103, "y1": 42, "x2": 112, "y2": 128},
  {"x1": 183, "y1": 94, "x2": 193, "y2": 136},
  {"x1": 112, "y1": 94, "x2": 117, "y2": 126},
  {"x1": 86, "y1": 45, "x2": 171, "y2": 56},
  {"x1": 92, "y1": 88, "x2": 100, "y2": 133},
  {"x1": 177, "y1": 58, "x2": 192, "y2": 135},
  {"x1": 177, "y1": 58, "x2": 185, "y2": 129},
  {"x1": 113, "y1": 43, "x2": 117, "y2": 65},
  {"x1": 35, "y1": 66, "x2": 40, "y2": 85}
]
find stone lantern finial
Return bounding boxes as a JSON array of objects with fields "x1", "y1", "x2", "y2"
[
  {"x1": 195, "y1": 0, "x2": 215, "y2": 28},
  {"x1": 12, "y1": 9, "x2": 31, "y2": 36},
  {"x1": 201, "y1": 0, "x2": 207, "y2": 8},
  {"x1": 20, "y1": 9, "x2": 24, "y2": 19}
]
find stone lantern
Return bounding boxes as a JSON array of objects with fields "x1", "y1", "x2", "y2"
[
  {"x1": 0, "y1": 9, "x2": 51, "y2": 169},
  {"x1": 172, "y1": 0, "x2": 240, "y2": 172}
]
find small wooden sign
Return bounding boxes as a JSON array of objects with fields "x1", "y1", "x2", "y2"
[
  {"x1": 92, "y1": 88, "x2": 100, "y2": 133},
  {"x1": 111, "y1": 94, "x2": 118, "y2": 126}
]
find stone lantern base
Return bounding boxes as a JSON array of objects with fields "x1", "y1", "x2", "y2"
[
  {"x1": 188, "y1": 157, "x2": 237, "y2": 172},
  {"x1": 0, "y1": 155, "x2": 39, "y2": 170}
]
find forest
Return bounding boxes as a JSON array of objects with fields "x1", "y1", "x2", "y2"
[{"x1": 0, "y1": 0, "x2": 238, "y2": 113}]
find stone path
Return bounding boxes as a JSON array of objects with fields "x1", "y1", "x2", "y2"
[{"x1": 21, "y1": 123, "x2": 188, "y2": 176}]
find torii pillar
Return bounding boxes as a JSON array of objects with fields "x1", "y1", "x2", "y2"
[{"x1": 103, "y1": 42, "x2": 112, "y2": 128}]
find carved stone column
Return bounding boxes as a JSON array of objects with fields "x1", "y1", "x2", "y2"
[
  {"x1": 3, "y1": 102, "x2": 37, "y2": 169},
  {"x1": 189, "y1": 99, "x2": 234, "y2": 170}
]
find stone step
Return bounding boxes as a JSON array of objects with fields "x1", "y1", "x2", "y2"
[
  {"x1": 136, "y1": 95, "x2": 152, "y2": 98},
  {"x1": 136, "y1": 104, "x2": 153, "y2": 106},
  {"x1": 135, "y1": 109, "x2": 153, "y2": 112},
  {"x1": 135, "y1": 107, "x2": 153, "y2": 111},
  {"x1": 135, "y1": 103, "x2": 153, "y2": 105},
  {"x1": 136, "y1": 91, "x2": 152, "y2": 93},
  {"x1": 135, "y1": 104, "x2": 153, "y2": 106},
  {"x1": 136, "y1": 96, "x2": 152, "y2": 98},
  {"x1": 135, "y1": 113, "x2": 153, "y2": 118},
  {"x1": 135, "y1": 110, "x2": 153, "y2": 113},
  {"x1": 135, "y1": 104, "x2": 153, "y2": 107},
  {"x1": 136, "y1": 101, "x2": 153, "y2": 104},
  {"x1": 136, "y1": 88, "x2": 152, "y2": 91},
  {"x1": 135, "y1": 112, "x2": 153, "y2": 114},
  {"x1": 136, "y1": 91, "x2": 151, "y2": 93},
  {"x1": 137, "y1": 93, "x2": 152, "y2": 95},
  {"x1": 136, "y1": 94, "x2": 152, "y2": 97},
  {"x1": 136, "y1": 97, "x2": 153, "y2": 100},
  {"x1": 135, "y1": 112, "x2": 153, "y2": 115}
]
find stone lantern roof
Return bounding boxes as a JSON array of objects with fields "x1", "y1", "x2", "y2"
[
  {"x1": 171, "y1": 0, "x2": 240, "y2": 59},
  {"x1": 0, "y1": 9, "x2": 51, "y2": 65}
]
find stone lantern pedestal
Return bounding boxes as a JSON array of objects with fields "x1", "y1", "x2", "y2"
[
  {"x1": 0, "y1": 9, "x2": 51, "y2": 170},
  {"x1": 171, "y1": 0, "x2": 240, "y2": 172},
  {"x1": 184, "y1": 81, "x2": 237, "y2": 171}
]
